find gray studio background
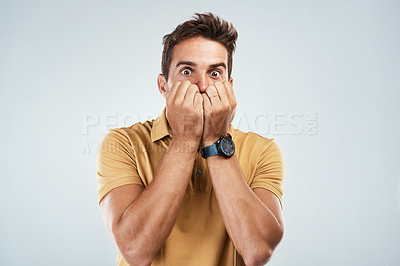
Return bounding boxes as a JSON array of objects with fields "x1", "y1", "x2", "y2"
[{"x1": 1, "y1": 0, "x2": 399, "y2": 265}]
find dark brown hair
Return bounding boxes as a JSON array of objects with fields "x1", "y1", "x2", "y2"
[{"x1": 161, "y1": 12, "x2": 238, "y2": 81}]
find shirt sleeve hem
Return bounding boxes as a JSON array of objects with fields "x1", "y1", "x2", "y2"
[
  {"x1": 98, "y1": 177, "x2": 144, "y2": 204},
  {"x1": 250, "y1": 182, "x2": 283, "y2": 209}
]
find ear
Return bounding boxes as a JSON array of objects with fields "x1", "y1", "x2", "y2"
[
  {"x1": 157, "y1": 74, "x2": 168, "y2": 98},
  {"x1": 229, "y1": 77, "x2": 234, "y2": 86}
]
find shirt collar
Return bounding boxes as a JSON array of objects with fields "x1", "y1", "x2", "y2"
[
  {"x1": 227, "y1": 124, "x2": 235, "y2": 140},
  {"x1": 151, "y1": 107, "x2": 172, "y2": 142},
  {"x1": 151, "y1": 106, "x2": 235, "y2": 143}
]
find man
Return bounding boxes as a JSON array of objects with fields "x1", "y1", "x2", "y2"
[{"x1": 97, "y1": 13, "x2": 285, "y2": 266}]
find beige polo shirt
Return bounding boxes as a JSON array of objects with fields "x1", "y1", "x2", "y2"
[{"x1": 96, "y1": 107, "x2": 285, "y2": 266}]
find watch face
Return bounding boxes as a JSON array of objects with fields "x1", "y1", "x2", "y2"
[{"x1": 220, "y1": 136, "x2": 235, "y2": 157}]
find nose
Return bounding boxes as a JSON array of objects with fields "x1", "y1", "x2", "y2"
[{"x1": 194, "y1": 74, "x2": 209, "y2": 93}]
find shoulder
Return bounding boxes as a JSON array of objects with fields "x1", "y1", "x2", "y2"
[
  {"x1": 104, "y1": 119, "x2": 154, "y2": 142},
  {"x1": 98, "y1": 119, "x2": 156, "y2": 154},
  {"x1": 115, "y1": 119, "x2": 154, "y2": 138},
  {"x1": 230, "y1": 126, "x2": 279, "y2": 154}
]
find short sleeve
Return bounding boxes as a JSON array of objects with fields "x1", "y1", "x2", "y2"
[
  {"x1": 250, "y1": 139, "x2": 285, "y2": 209},
  {"x1": 96, "y1": 129, "x2": 143, "y2": 204}
]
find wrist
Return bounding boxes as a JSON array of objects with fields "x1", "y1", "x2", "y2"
[
  {"x1": 201, "y1": 135, "x2": 235, "y2": 159},
  {"x1": 202, "y1": 133, "x2": 229, "y2": 147},
  {"x1": 202, "y1": 138, "x2": 219, "y2": 147},
  {"x1": 170, "y1": 136, "x2": 200, "y2": 153}
]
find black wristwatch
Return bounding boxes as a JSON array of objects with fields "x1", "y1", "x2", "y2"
[{"x1": 201, "y1": 135, "x2": 235, "y2": 159}]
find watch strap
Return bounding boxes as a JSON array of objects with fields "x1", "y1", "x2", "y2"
[{"x1": 201, "y1": 143, "x2": 219, "y2": 159}]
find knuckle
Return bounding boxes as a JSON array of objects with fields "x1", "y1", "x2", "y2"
[
  {"x1": 188, "y1": 85, "x2": 197, "y2": 93},
  {"x1": 172, "y1": 98, "x2": 181, "y2": 106},
  {"x1": 182, "y1": 80, "x2": 191, "y2": 86}
]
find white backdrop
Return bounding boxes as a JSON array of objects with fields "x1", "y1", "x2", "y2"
[{"x1": 1, "y1": 0, "x2": 399, "y2": 265}]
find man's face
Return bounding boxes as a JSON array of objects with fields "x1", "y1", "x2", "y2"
[{"x1": 159, "y1": 36, "x2": 232, "y2": 95}]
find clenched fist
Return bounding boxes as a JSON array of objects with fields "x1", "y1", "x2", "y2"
[
  {"x1": 165, "y1": 80, "x2": 204, "y2": 142},
  {"x1": 202, "y1": 81, "x2": 237, "y2": 146}
]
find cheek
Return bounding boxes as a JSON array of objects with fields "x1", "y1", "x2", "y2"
[
  {"x1": 215, "y1": 74, "x2": 228, "y2": 82},
  {"x1": 170, "y1": 72, "x2": 192, "y2": 83},
  {"x1": 182, "y1": 77, "x2": 193, "y2": 82},
  {"x1": 165, "y1": 81, "x2": 172, "y2": 92}
]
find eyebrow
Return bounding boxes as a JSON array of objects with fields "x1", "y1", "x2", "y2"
[
  {"x1": 209, "y1": 63, "x2": 226, "y2": 69},
  {"x1": 176, "y1": 61, "x2": 197, "y2": 68},
  {"x1": 175, "y1": 61, "x2": 226, "y2": 70}
]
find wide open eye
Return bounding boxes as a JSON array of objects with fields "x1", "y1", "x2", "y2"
[
  {"x1": 181, "y1": 68, "x2": 192, "y2": 75},
  {"x1": 210, "y1": 70, "x2": 221, "y2": 78}
]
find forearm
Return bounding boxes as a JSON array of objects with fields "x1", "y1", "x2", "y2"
[
  {"x1": 115, "y1": 138, "x2": 198, "y2": 265},
  {"x1": 207, "y1": 155, "x2": 284, "y2": 266}
]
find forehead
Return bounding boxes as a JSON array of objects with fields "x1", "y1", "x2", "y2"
[{"x1": 171, "y1": 37, "x2": 228, "y2": 67}]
